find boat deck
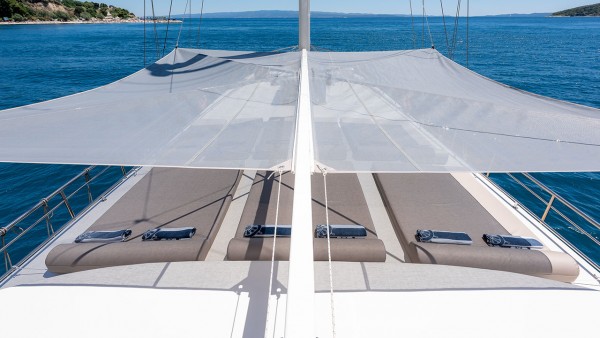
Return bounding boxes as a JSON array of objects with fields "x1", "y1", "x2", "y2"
[
  {"x1": 2, "y1": 261, "x2": 598, "y2": 337},
  {"x1": 1, "y1": 167, "x2": 599, "y2": 289},
  {"x1": 2, "y1": 166, "x2": 600, "y2": 337}
]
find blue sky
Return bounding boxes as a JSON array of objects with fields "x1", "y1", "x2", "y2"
[{"x1": 110, "y1": 1, "x2": 595, "y2": 17}]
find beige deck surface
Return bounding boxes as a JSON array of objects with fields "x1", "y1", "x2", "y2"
[
  {"x1": 375, "y1": 173, "x2": 579, "y2": 281},
  {"x1": 227, "y1": 171, "x2": 386, "y2": 261},
  {"x1": 45, "y1": 168, "x2": 241, "y2": 273}
]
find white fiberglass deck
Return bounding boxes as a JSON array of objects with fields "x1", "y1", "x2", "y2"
[{"x1": 2, "y1": 261, "x2": 598, "y2": 338}]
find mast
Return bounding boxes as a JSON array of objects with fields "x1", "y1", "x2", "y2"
[
  {"x1": 299, "y1": 0, "x2": 310, "y2": 50},
  {"x1": 284, "y1": 1, "x2": 315, "y2": 337}
]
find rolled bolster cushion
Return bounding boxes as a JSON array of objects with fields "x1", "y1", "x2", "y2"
[
  {"x1": 142, "y1": 227, "x2": 196, "y2": 241},
  {"x1": 74, "y1": 229, "x2": 132, "y2": 243},
  {"x1": 315, "y1": 224, "x2": 368, "y2": 238},
  {"x1": 226, "y1": 237, "x2": 386, "y2": 262},
  {"x1": 483, "y1": 234, "x2": 543, "y2": 249},
  {"x1": 243, "y1": 224, "x2": 292, "y2": 237},
  {"x1": 416, "y1": 230, "x2": 472, "y2": 245}
]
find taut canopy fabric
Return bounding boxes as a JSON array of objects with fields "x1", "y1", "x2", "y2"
[
  {"x1": 1, "y1": 48, "x2": 600, "y2": 173},
  {"x1": 0, "y1": 49, "x2": 300, "y2": 170},
  {"x1": 309, "y1": 49, "x2": 600, "y2": 172}
]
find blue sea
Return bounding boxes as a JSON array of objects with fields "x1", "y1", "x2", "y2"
[{"x1": 0, "y1": 17, "x2": 599, "y2": 270}]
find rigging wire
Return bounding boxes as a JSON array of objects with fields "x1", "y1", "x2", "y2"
[
  {"x1": 162, "y1": 0, "x2": 174, "y2": 56},
  {"x1": 196, "y1": 0, "x2": 206, "y2": 48},
  {"x1": 450, "y1": 0, "x2": 462, "y2": 59},
  {"x1": 439, "y1": 0, "x2": 450, "y2": 55},
  {"x1": 150, "y1": 0, "x2": 159, "y2": 59},
  {"x1": 421, "y1": 0, "x2": 425, "y2": 48},
  {"x1": 143, "y1": 0, "x2": 146, "y2": 66},
  {"x1": 408, "y1": 0, "x2": 416, "y2": 49},
  {"x1": 423, "y1": 4, "x2": 434, "y2": 48},
  {"x1": 265, "y1": 167, "x2": 284, "y2": 338},
  {"x1": 466, "y1": 0, "x2": 470, "y2": 67},
  {"x1": 169, "y1": 0, "x2": 191, "y2": 94},
  {"x1": 188, "y1": 0, "x2": 192, "y2": 43},
  {"x1": 176, "y1": 0, "x2": 190, "y2": 48}
]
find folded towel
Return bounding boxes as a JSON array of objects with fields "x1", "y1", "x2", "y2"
[
  {"x1": 483, "y1": 234, "x2": 543, "y2": 249},
  {"x1": 416, "y1": 230, "x2": 472, "y2": 245},
  {"x1": 315, "y1": 224, "x2": 367, "y2": 238},
  {"x1": 243, "y1": 224, "x2": 292, "y2": 238},
  {"x1": 142, "y1": 227, "x2": 196, "y2": 241},
  {"x1": 75, "y1": 229, "x2": 132, "y2": 243}
]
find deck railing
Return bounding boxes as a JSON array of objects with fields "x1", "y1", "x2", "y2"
[
  {"x1": 485, "y1": 172, "x2": 600, "y2": 272},
  {"x1": 0, "y1": 166, "x2": 135, "y2": 280}
]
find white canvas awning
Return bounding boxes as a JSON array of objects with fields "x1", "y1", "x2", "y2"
[
  {"x1": 0, "y1": 49, "x2": 300, "y2": 170},
  {"x1": 309, "y1": 49, "x2": 600, "y2": 173},
  {"x1": 1, "y1": 48, "x2": 599, "y2": 173}
]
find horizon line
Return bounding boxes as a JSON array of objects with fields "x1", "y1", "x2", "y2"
[{"x1": 164, "y1": 10, "x2": 554, "y2": 17}]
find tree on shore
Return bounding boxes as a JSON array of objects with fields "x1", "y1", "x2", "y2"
[
  {"x1": 0, "y1": 0, "x2": 32, "y2": 19},
  {"x1": 552, "y1": 3, "x2": 600, "y2": 16},
  {"x1": 0, "y1": 0, "x2": 135, "y2": 21}
]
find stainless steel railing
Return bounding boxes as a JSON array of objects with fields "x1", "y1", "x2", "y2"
[
  {"x1": 485, "y1": 172, "x2": 600, "y2": 272},
  {"x1": 0, "y1": 166, "x2": 135, "y2": 279}
]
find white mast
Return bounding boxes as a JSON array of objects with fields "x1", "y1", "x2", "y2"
[
  {"x1": 299, "y1": 0, "x2": 310, "y2": 50},
  {"x1": 284, "y1": 1, "x2": 315, "y2": 337}
]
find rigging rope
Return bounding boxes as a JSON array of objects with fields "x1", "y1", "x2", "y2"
[
  {"x1": 265, "y1": 167, "x2": 284, "y2": 338},
  {"x1": 196, "y1": 0, "x2": 206, "y2": 48},
  {"x1": 143, "y1": 0, "x2": 146, "y2": 66},
  {"x1": 162, "y1": 0, "x2": 174, "y2": 56},
  {"x1": 188, "y1": 0, "x2": 192, "y2": 42},
  {"x1": 408, "y1": 0, "x2": 416, "y2": 49},
  {"x1": 168, "y1": 0, "x2": 191, "y2": 94},
  {"x1": 466, "y1": 0, "x2": 470, "y2": 67},
  {"x1": 318, "y1": 165, "x2": 337, "y2": 338},
  {"x1": 439, "y1": 0, "x2": 450, "y2": 54},
  {"x1": 450, "y1": 0, "x2": 462, "y2": 59},
  {"x1": 176, "y1": 0, "x2": 190, "y2": 48},
  {"x1": 150, "y1": 0, "x2": 159, "y2": 59},
  {"x1": 423, "y1": 3, "x2": 434, "y2": 48},
  {"x1": 421, "y1": 0, "x2": 425, "y2": 48}
]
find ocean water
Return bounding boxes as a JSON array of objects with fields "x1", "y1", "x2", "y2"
[{"x1": 0, "y1": 17, "x2": 599, "y2": 269}]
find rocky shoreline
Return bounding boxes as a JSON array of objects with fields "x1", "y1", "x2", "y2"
[{"x1": 0, "y1": 18, "x2": 181, "y2": 25}]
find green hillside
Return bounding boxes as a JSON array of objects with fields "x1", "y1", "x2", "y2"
[
  {"x1": 552, "y1": 3, "x2": 600, "y2": 16},
  {"x1": 0, "y1": 0, "x2": 134, "y2": 22}
]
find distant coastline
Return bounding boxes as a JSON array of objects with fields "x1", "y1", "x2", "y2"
[
  {"x1": 0, "y1": 18, "x2": 180, "y2": 25},
  {"x1": 172, "y1": 10, "x2": 554, "y2": 19}
]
